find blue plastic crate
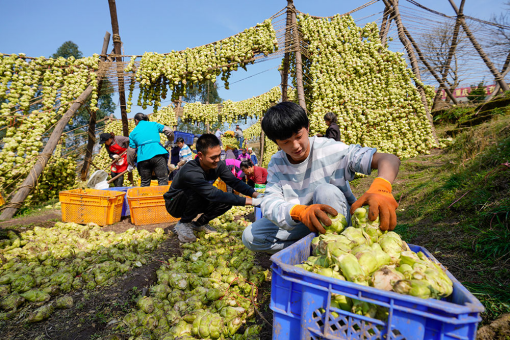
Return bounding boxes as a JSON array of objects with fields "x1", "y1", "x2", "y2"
[
  {"x1": 270, "y1": 233, "x2": 484, "y2": 340},
  {"x1": 255, "y1": 207, "x2": 262, "y2": 221},
  {"x1": 105, "y1": 187, "x2": 133, "y2": 217},
  {"x1": 173, "y1": 131, "x2": 194, "y2": 146}
]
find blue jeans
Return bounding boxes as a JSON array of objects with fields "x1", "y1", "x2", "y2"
[
  {"x1": 242, "y1": 184, "x2": 351, "y2": 254},
  {"x1": 237, "y1": 137, "x2": 244, "y2": 149}
]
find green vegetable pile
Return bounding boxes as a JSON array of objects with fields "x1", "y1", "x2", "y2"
[
  {"x1": 121, "y1": 206, "x2": 267, "y2": 340},
  {"x1": 295, "y1": 206, "x2": 453, "y2": 319},
  {"x1": 0, "y1": 223, "x2": 167, "y2": 322}
]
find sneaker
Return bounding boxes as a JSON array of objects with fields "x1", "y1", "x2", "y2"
[
  {"x1": 193, "y1": 224, "x2": 217, "y2": 234},
  {"x1": 174, "y1": 222, "x2": 197, "y2": 243}
]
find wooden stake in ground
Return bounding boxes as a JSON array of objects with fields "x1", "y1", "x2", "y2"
[
  {"x1": 289, "y1": 1, "x2": 307, "y2": 112},
  {"x1": 385, "y1": 0, "x2": 439, "y2": 144},
  {"x1": 80, "y1": 32, "x2": 111, "y2": 181},
  {"x1": 281, "y1": 2, "x2": 293, "y2": 102},
  {"x1": 108, "y1": 0, "x2": 133, "y2": 184},
  {"x1": 107, "y1": 0, "x2": 129, "y2": 137},
  {"x1": 0, "y1": 86, "x2": 94, "y2": 221},
  {"x1": 448, "y1": 0, "x2": 509, "y2": 92}
]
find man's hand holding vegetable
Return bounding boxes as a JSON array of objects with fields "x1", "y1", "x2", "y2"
[{"x1": 291, "y1": 152, "x2": 400, "y2": 233}]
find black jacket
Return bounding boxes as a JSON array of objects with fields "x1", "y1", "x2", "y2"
[
  {"x1": 325, "y1": 123, "x2": 341, "y2": 142},
  {"x1": 164, "y1": 159, "x2": 254, "y2": 206}
]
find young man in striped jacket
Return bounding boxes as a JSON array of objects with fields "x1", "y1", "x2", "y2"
[{"x1": 242, "y1": 102, "x2": 401, "y2": 254}]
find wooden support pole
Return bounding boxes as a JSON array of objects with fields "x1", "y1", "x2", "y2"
[
  {"x1": 433, "y1": 5, "x2": 464, "y2": 106},
  {"x1": 80, "y1": 32, "x2": 111, "y2": 181},
  {"x1": 281, "y1": 3, "x2": 293, "y2": 102},
  {"x1": 402, "y1": 26, "x2": 457, "y2": 104},
  {"x1": 259, "y1": 129, "x2": 265, "y2": 166},
  {"x1": 108, "y1": 0, "x2": 130, "y2": 137},
  {"x1": 486, "y1": 58, "x2": 510, "y2": 101},
  {"x1": 448, "y1": 0, "x2": 509, "y2": 92},
  {"x1": 289, "y1": 1, "x2": 307, "y2": 112},
  {"x1": 0, "y1": 86, "x2": 94, "y2": 220},
  {"x1": 379, "y1": 4, "x2": 392, "y2": 46},
  {"x1": 385, "y1": 0, "x2": 438, "y2": 144}
]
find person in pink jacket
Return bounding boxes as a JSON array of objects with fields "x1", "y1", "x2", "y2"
[
  {"x1": 237, "y1": 148, "x2": 251, "y2": 162},
  {"x1": 225, "y1": 158, "x2": 244, "y2": 180}
]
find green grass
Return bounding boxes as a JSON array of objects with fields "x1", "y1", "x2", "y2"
[{"x1": 13, "y1": 198, "x2": 59, "y2": 218}]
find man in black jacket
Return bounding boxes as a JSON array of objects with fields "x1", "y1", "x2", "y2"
[{"x1": 164, "y1": 134, "x2": 261, "y2": 243}]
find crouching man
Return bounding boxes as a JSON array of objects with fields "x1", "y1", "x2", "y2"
[
  {"x1": 164, "y1": 134, "x2": 261, "y2": 243},
  {"x1": 242, "y1": 102, "x2": 401, "y2": 254}
]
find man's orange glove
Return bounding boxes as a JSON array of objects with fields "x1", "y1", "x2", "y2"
[
  {"x1": 350, "y1": 177, "x2": 398, "y2": 231},
  {"x1": 290, "y1": 204, "x2": 338, "y2": 234}
]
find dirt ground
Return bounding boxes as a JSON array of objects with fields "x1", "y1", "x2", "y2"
[{"x1": 0, "y1": 209, "x2": 273, "y2": 340}]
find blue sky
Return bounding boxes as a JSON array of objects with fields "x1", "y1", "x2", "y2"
[{"x1": 1, "y1": 0, "x2": 508, "y2": 125}]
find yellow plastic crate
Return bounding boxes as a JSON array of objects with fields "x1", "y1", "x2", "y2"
[
  {"x1": 213, "y1": 179, "x2": 227, "y2": 192},
  {"x1": 59, "y1": 189, "x2": 125, "y2": 226},
  {"x1": 127, "y1": 185, "x2": 179, "y2": 226},
  {"x1": 0, "y1": 192, "x2": 5, "y2": 207}
]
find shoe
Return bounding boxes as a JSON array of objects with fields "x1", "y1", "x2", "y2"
[
  {"x1": 193, "y1": 224, "x2": 217, "y2": 234},
  {"x1": 174, "y1": 222, "x2": 197, "y2": 243}
]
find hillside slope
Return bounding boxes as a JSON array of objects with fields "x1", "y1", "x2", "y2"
[{"x1": 351, "y1": 114, "x2": 510, "y2": 327}]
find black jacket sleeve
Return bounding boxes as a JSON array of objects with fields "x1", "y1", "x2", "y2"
[
  {"x1": 218, "y1": 162, "x2": 255, "y2": 198},
  {"x1": 181, "y1": 165, "x2": 250, "y2": 206}
]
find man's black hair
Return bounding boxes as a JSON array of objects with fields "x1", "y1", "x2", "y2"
[
  {"x1": 261, "y1": 102, "x2": 309, "y2": 142},
  {"x1": 240, "y1": 159, "x2": 254, "y2": 169},
  {"x1": 196, "y1": 134, "x2": 220, "y2": 154},
  {"x1": 176, "y1": 137, "x2": 185, "y2": 143},
  {"x1": 134, "y1": 113, "x2": 149, "y2": 121}
]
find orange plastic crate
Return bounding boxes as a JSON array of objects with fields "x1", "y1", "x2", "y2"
[
  {"x1": 127, "y1": 185, "x2": 179, "y2": 226},
  {"x1": 0, "y1": 192, "x2": 5, "y2": 207},
  {"x1": 59, "y1": 189, "x2": 125, "y2": 226}
]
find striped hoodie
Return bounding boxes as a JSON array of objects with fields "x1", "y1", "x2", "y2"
[{"x1": 261, "y1": 136, "x2": 376, "y2": 230}]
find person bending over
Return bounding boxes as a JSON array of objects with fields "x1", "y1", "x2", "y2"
[
  {"x1": 164, "y1": 134, "x2": 262, "y2": 243},
  {"x1": 240, "y1": 159, "x2": 267, "y2": 188},
  {"x1": 242, "y1": 102, "x2": 401, "y2": 254},
  {"x1": 127, "y1": 113, "x2": 173, "y2": 187}
]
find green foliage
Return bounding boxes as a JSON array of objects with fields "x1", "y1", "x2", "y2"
[
  {"x1": 51, "y1": 41, "x2": 83, "y2": 59},
  {"x1": 467, "y1": 82, "x2": 487, "y2": 103},
  {"x1": 184, "y1": 79, "x2": 222, "y2": 105},
  {"x1": 433, "y1": 107, "x2": 473, "y2": 123}
]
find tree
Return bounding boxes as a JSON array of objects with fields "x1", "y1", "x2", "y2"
[
  {"x1": 51, "y1": 41, "x2": 83, "y2": 59},
  {"x1": 184, "y1": 80, "x2": 222, "y2": 104},
  {"x1": 467, "y1": 82, "x2": 487, "y2": 103},
  {"x1": 417, "y1": 21, "x2": 471, "y2": 94}
]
